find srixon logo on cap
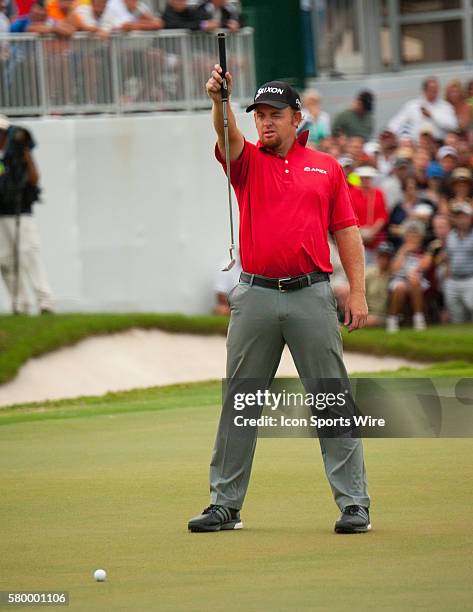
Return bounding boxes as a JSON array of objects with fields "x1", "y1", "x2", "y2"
[{"x1": 255, "y1": 86, "x2": 285, "y2": 98}]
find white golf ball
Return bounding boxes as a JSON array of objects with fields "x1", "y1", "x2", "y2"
[{"x1": 94, "y1": 569, "x2": 107, "y2": 582}]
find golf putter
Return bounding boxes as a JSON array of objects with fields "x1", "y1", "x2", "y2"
[{"x1": 218, "y1": 32, "x2": 236, "y2": 271}]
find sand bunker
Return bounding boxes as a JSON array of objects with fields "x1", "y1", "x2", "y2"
[{"x1": 0, "y1": 329, "x2": 429, "y2": 406}]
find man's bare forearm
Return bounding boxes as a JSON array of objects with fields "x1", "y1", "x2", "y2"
[
  {"x1": 333, "y1": 226, "x2": 365, "y2": 293},
  {"x1": 212, "y1": 97, "x2": 244, "y2": 161}
]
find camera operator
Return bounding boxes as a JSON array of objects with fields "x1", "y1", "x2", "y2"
[{"x1": 0, "y1": 115, "x2": 55, "y2": 314}]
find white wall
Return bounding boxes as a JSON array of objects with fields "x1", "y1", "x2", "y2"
[{"x1": 0, "y1": 111, "x2": 257, "y2": 314}]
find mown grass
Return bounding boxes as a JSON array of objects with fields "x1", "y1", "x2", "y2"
[
  {"x1": 1, "y1": 386, "x2": 472, "y2": 610},
  {"x1": 340, "y1": 323, "x2": 473, "y2": 362}
]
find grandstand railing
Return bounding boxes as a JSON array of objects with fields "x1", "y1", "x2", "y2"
[{"x1": 0, "y1": 28, "x2": 255, "y2": 116}]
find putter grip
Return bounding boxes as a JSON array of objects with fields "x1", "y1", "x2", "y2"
[{"x1": 218, "y1": 33, "x2": 228, "y2": 100}]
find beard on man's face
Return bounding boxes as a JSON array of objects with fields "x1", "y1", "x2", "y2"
[{"x1": 260, "y1": 131, "x2": 282, "y2": 150}]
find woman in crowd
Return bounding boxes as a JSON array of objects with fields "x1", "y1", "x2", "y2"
[
  {"x1": 438, "y1": 166, "x2": 473, "y2": 214},
  {"x1": 421, "y1": 163, "x2": 444, "y2": 208},
  {"x1": 386, "y1": 220, "x2": 431, "y2": 332},
  {"x1": 445, "y1": 79, "x2": 472, "y2": 133},
  {"x1": 388, "y1": 175, "x2": 434, "y2": 249},
  {"x1": 298, "y1": 89, "x2": 331, "y2": 149},
  {"x1": 449, "y1": 167, "x2": 473, "y2": 203}
]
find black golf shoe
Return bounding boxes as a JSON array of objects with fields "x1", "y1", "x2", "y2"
[
  {"x1": 188, "y1": 504, "x2": 243, "y2": 532},
  {"x1": 334, "y1": 505, "x2": 371, "y2": 533}
]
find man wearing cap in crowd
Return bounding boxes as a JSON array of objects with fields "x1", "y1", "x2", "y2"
[
  {"x1": 447, "y1": 167, "x2": 473, "y2": 206},
  {"x1": 444, "y1": 201, "x2": 473, "y2": 323},
  {"x1": 338, "y1": 155, "x2": 360, "y2": 187},
  {"x1": 365, "y1": 241, "x2": 394, "y2": 327},
  {"x1": 418, "y1": 123, "x2": 438, "y2": 159},
  {"x1": 377, "y1": 129, "x2": 398, "y2": 177},
  {"x1": 388, "y1": 77, "x2": 458, "y2": 141},
  {"x1": 0, "y1": 114, "x2": 54, "y2": 314},
  {"x1": 425, "y1": 214, "x2": 451, "y2": 322},
  {"x1": 422, "y1": 161, "x2": 445, "y2": 209},
  {"x1": 188, "y1": 68, "x2": 371, "y2": 534},
  {"x1": 378, "y1": 156, "x2": 412, "y2": 211},
  {"x1": 437, "y1": 145, "x2": 458, "y2": 175},
  {"x1": 435, "y1": 146, "x2": 460, "y2": 211},
  {"x1": 332, "y1": 90, "x2": 374, "y2": 141},
  {"x1": 353, "y1": 165, "x2": 389, "y2": 265}
]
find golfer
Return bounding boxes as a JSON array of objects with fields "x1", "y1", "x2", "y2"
[{"x1": 188, "y1": 68, "x2": 371, "y2": 534}]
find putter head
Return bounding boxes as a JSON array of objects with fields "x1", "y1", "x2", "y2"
[
  {"x1": 222, "y1": 259, "x2": 236, "y2": 272},
  {"x1": 222, "y1": 246, "x2": 236, "y2": 271}
]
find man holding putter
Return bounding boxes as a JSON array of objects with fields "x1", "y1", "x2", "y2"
[{"x1": 188, "y1": 57, "x2": 371, "y2": 534}]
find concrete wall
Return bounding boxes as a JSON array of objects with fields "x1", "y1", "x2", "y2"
[
  {"x1": 308, "y1": 64, "x2": 473, "y2": 136},
  {"x1": 0, "y1": 112, "x2": 257, "y2": 314}
]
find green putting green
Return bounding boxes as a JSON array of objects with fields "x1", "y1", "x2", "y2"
[{"x1": 1, "y1": 383, "x2": 472, "y2": 611}]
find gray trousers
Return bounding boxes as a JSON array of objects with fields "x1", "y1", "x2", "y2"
[
  {"x1": 209, "y1": 278, "x2": 370, "y2": 511},
  {"x1": 444, "y1": 276, "x2": 473, "y2": 323}
]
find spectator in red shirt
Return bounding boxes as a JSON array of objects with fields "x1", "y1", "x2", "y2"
[
  {"x1": 14, "y1": 0, "x2": 35, "y2": 17},
  {"x1": 352, "y1": 165, "x2": 389, "y2": 264}
]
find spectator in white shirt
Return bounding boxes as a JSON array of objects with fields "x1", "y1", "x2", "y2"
[
  {"x1": 102, "y1": 0, "x2": 164, "y2": 31},
  {"x1": 377, "y1": 129, "x2": 398, "y2": 177},
  {"x1": 72, "y1": 0, "x2": 110, "y2": 36},
  {"x1": 388, "y1": 77, "x2": 458, "y2": 142}
]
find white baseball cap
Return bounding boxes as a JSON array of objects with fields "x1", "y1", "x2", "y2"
[
  {"x1": 0, "y1": 114, "x2": 10, "y2": 131},
  {"x1": 356, "y1": 165, "x2": 378, "y2": 178},
  {"x1": 413, "y1": 203, "x2": 434, "y2": 218},
  {"x1": 451, "y1": 202, "x2": 473, "y2": 215},
  {"x1": 363, "y1": 141, "x2": 380, "y2": 156},
  {"x1": 437, "y1": 145, "x2": 458, "y2": 160},
  {"x1": 338, "y1": 156, "x2": 355, "y2": 168}
]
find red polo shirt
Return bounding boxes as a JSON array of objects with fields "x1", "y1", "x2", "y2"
[
  {"x1": 215, "y1": 132, "x2": 359, "y2": 277},
  {"x1": 349, "y1": 186, "x2": 389, "y2": 251}
]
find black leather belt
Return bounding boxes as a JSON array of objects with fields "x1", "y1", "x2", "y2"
[{"x1": 240, "y1": 271, "x2": 329, "y2": 292}]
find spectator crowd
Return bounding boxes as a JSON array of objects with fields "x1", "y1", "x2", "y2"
[
  {"x1": 0, "y1": 0, "x2": 243, "y2": 37},
  {"x1": 298, "y1": 76, "x2": 473, "y2": 332}
]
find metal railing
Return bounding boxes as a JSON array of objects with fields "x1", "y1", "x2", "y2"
[{"x1": 0, "y1": 28, "x2": 255, "y2": 116}]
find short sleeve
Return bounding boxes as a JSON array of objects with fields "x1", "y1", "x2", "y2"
[
  {"x1": 10, "y1": 17, "x2": 29, "y2": 32},
  {"x1": 375, "y1": 190, "x2": 389, "y2": 222},
  {"x1": 329, "y1": 162, "x2": 360, "y2": 233},
  {"x1": 215, "y1": 138, "x2": 255, "y2": 190}
]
